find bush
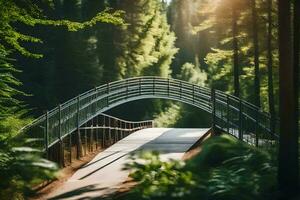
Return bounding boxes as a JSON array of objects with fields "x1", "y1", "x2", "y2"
[
  {"x1": 120, "y1": 135, "x2": 277, "y2": 200},
  {"x1": 0, "y1": 137, "x2": 58, "y2": 199},
  {"x1": 0, "y1": 116, "x2": 58, "y2": 200}
]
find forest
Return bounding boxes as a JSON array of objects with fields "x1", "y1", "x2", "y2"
[{"x1": 0, "y1": 0, "x2": 299, "y2": 199}]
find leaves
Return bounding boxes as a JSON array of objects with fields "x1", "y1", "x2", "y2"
[
  {"x1": 0, "y1": 1, "x2": 124, "y2": 198},
  {"x1": 0, "y1": 137, "x2": 58, "y2": 199},
  {"x1": 124, "y1": 151, "x2": 196, "y2": 200},
  {"x1": 121, "y1": 135, "x2": 277, "y2": 200}
]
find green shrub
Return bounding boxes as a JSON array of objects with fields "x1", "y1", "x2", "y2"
[
  {"x1": 120, "y1": 135, "x2": 277, "y2": 200},
  {"x1": 0, "y1": 138, "x2": 58, "y2": 199},
  {"x1": 123, "y1": 151, "x2": 196, "y2": 200},
  {"x1": 0, "y1": 116, "x2": 58, "y2": 200}
]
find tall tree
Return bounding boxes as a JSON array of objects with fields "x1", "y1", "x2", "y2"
[
  {"x1": 266, "y1": 0, "x2": 276, "y2": 133},
  {"x1": 278, "y1": 0, "x2": 299, "y2": 197},
  {"x1": 18, "y1": 0, "x2": 124, "y2": 112},
  {"x1": 251, "y1": 0, "x2": 260, "y2": 107},
  {"x1": 116, "y1": 0, "x2": 177, "y2": 78},
  {"x1": 294, "y1": 0, "x2": 300, "y2": 151},
  {"x1": 0, "y1": 1, "x2": 123, "y2": 198},
  {"x1": 232, "y1": 2, "x2": 240, "y2": 97}
]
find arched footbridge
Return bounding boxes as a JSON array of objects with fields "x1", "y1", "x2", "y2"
[{"x1": 21, "y1": 76, "x2": 279, "y2": 166}]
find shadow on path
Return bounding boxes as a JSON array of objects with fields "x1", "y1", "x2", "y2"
[
  {"x1": 48, "y1": 185, "x2": 110, "y2": 200},
  {"x1": 48, "y1": 128, "x2": 209, "y2": 199}
]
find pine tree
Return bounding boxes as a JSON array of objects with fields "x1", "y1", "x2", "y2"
[
  {"x1": 251, "y1": 0, "x2": 261, "y2": 107},
  {"x1": 116, "y1": 0, "x2": 177, "y2": 78},
  {"x1": 266, "y1": 0, "x2": 276, "y2": 133}
]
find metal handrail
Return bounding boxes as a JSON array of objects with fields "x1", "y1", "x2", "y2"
[{"x1": 20, "y1": 76, "x2": 279, "y2": 150}]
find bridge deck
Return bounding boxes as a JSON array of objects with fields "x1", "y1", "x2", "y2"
[{"x1": 48, "y1": 128, "x2": 210, "y2": 200}]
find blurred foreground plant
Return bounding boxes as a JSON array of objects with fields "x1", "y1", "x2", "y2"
[
  {"x1": 120, "y1": 135, "x2": 277, "y2": 200},
  {"x1": 0, "y1": 133, "x2": 58, "y2": 200},
  {"x1": 123, "y1": 151, "x2": 196, "y2": 200}
]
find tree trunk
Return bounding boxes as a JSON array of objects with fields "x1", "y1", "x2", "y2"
[
  {"x1": 278, "y1": 0, "x2": 299, "y2": 197},
  {"x1": 267, "y1": 0, "x2": 276, "y2": 134},
  {"x1": 232, "y1": 6, "x2": 239, "y2": 97},
  {"x1": 251, "y1": 0, "x2": 260, "y2": 108},
  {"x1": 294, "y1": 0, "x2": 300, "y2": 176}
]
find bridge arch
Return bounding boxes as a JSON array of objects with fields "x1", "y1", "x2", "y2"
[{"x1": 21, "y1": 77, "x2": 278, "y2": 150}]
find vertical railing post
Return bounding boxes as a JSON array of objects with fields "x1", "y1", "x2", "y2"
[
  {"x1": 84, "y1": 123, "x2": 87, "y2": 155},
  {"x1": 238, "y1": 99, "x2": 243, "y2": 140},
  {"x1": 113, "y1": 119, "x2": 117, "y2": 143},
  {"x1": 192, "y1": 84, "x2": 195, "y2": 105},
  {"x1": 69, "y1": 129, "x2": 72, "y2": 164},
  {"x1": 128, "y1": 122, "x2": 130, "y2": 134},
  {"x1": 94, "y1": 87, "x2": 98, "y2": 113},
  {"x1": 95, "y1": 116, "x2": 99, "y2": 149},
  {"x1": 124, "y1": 122, "x2": 127, "y2": 137},
  {"x1": 107, "y1": 83, "x2": 110, "y2": 106},
  {"x1": 58, "y1": 104, "x2": 64, "y2": 167},
  {"x1": 227, "y1": 95, "x2": 230, "y2": 133},
  {"x1": 139, "y1": 78, "x2": 142, "y2": 95},
  {"x1": 116, "y1": 120, "x2": 119, "y2": 141},
  {"x1": 122, "y1": 121, "x2": 124, "y2": 138},
  {"x1": 211, "y1": 88, "x2": 216, "y2": 132},
  {"x1": 45, "y1": 111, "x2": 49, "y2": 159},
  {"x1": 76, "y1": 96, "x2": 82, "y2": 159},
  {"x1": 108, "y1": 117, "x2": 111, "y2": 145},
  {"x1": 167, "y1": 78, "x2": 170, "y2": 97},
  {"x1": 90, "y1": 120, "x2": 94, "y2": 152},
  {"x1": 180, "y1": 81, "x2": 182, "y2": 99},
  {"x1": 126, "y1": 79, "x2": 129, "y2": 98},
  {"x1": 255, "y1": 111, "x2": 259, "y2": 147},
  {"x1": 102, "y1": 115, "x2": 106, "y2": 148},
  {"x1": 153, "y1": 77, "x2": 155, "y2": 95}
]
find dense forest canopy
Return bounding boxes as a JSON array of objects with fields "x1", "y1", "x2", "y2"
[{"x1": 3, "y1": 0, "x2": 290, "y2": 123}]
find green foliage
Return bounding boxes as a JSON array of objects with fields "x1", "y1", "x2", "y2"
[
  {"x1": 186, "y1": 135, "x2": 276, "y2": 200},
  {"x1": 154, "y1": 62, "x2": 208, "y2": 128},
  {"x1": 0, "y1": 0, "x2": 124, "y2": 114},
  {"x1": 169, "y1": 0, "x2": 280, "y2": 113},
  {"x1": 0, "y1": 115, "x2": 31, "y2": 140},
  {"x1": 18, "y1": 0, "x2": 176, "y2": 117},
  {"x1": 0, "y1": 47, "x2": 22, "y2": 118},
  {"x1": 0, "y1": 0, "x2": 124, "y2": 58},
  {"x1": 154, "y1": 104, "x2": 182, "y2": 127},
  {"x1": 123, "y1": 151, "x2": 196, "y2": 200},
  {"x1": 121, "y1": 135, "x2": 277, "y2": 200},
  {"x1": 179, "y1": 62, "x2": 207, "y2": 86},
  {"x1": 0, "y1": 136, "x2": 58, "y2": 200},
  {"x1": 117, "y1": 0, "x2": 178, "y2": 78},
  {"x1": 0, "y1": 1, "x2": 123, "y2": 198}
]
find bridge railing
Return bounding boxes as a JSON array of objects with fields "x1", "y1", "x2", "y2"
[
  {"x1": 19, "y1": 77, "x2": 279, "y2": 156},
  {"x1": 212, "y1": 89, "x2": 279, "y2": 149},
  {"x1": 24, "y1": 112, "x2": 153, "y2": 166}
]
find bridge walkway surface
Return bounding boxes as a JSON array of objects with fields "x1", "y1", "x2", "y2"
[{"x1": 47, "y1": 128, "x2": 210, "y2": 200}]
